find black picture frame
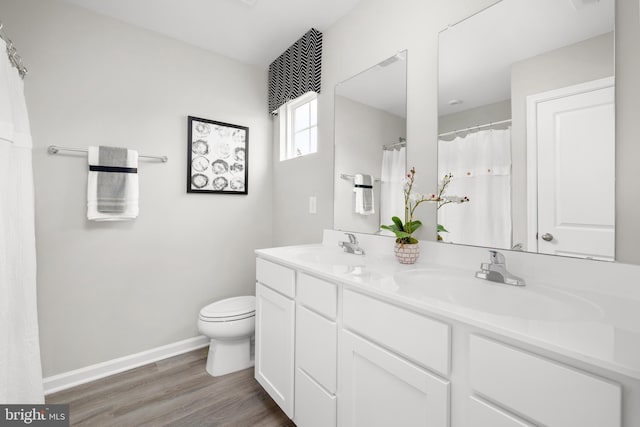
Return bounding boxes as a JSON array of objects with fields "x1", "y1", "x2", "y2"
[{"x1": 187, "y1": 116, "x2": 249, "y2": 194}]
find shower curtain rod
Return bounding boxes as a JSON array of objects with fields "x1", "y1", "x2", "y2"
[
  {"x1": 340, "y1": 173, "x2": 381, "y2": 183},
  {"x1": 48, "y1": 145, "x2": 169, "y2": 163},
  {"x1": 383, "y1": 140, "x2": 406, "y2": 150},
  {"x1": 0, "y1": 21, "x2": 28, "y2": 79},
  {"x1": 438, "y1": 118, "x2": 511, "y2": 138}
]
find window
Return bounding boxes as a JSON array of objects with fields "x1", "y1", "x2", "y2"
[{"x1": 279, "y1": 92, "x2": 318, "y2": 160}]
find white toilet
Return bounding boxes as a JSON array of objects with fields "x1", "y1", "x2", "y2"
[{"x1": 197, "y1": 295, "x2": 256, "y2": 377}]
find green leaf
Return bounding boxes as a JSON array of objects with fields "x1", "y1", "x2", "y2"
[
  {"x1": 391, "y1": 216, "x2": 404, "y2": 231},
  {"x1": 380, "y1": 224, "x2": 398, "y2": 232},
  {"x1": 437, "y1": 224, "x2": 449, "y2": 233},
  {"x1": 405, "y1": 220, "x2": 423, "y2": 234}
]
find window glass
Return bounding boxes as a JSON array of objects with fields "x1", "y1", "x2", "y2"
[
  {"x1": 280, "y1": 92, "x2": 318, "y2": 161},
  {"x1": 295, "y1": 103, "x2": 310, "y2": 131}
]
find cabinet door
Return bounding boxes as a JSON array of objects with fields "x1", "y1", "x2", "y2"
[
  {"x1": 255, "y1": 283, "x2": 295, "y2": 418},
  {"x1": 296, "y1": 305, "x2": 337, "y2": 393},
  {"x1": 338, "y1": 330, "x2": 450, "y2": 427}
]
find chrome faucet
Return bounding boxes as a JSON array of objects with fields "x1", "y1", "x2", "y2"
[
  {"x1": 475, "y1": 250, "x2": 525, "y2": 286},
  {"x1": 338, "y1": 233, "x2": 365, "y2": 255}
]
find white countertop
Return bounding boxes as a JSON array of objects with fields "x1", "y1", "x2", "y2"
[{"x1": 256, "y1": 239, "x2": 640, "y2": 381}]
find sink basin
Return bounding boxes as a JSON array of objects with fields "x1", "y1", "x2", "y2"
[
  {"x1": 394, "y1": 269, "x2": 603, "y2": 322},
  {"x1": 296, "y1": 249, "x2": 364, "y2": 266},
  {"x1": 279, "y1": 245, "x2": 369, "y2": 272}
]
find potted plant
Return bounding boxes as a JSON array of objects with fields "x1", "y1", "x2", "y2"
[{"x1": 381, "y1": 168, "x2": 468, "y2": 264}]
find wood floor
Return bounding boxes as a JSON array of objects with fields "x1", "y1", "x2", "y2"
[{"x1": 46, "y1": 348, "x2": 296, "y2": 427}]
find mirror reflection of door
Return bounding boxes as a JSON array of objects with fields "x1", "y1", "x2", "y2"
[
  {"x1": 527, "y1": 78, "x2": 615, "y2": 260},
  {"x1": 437, "y1": 0, "x2": 614, "y2": 260}
]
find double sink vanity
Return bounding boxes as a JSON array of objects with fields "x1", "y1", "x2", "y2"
[{"x1": 254, "y1": 230, "x2": 640, "y2": 427}]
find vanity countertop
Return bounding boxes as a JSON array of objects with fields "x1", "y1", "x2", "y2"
[{"x1": 256, "y1": 242, "x2": 640, "y2": 381}]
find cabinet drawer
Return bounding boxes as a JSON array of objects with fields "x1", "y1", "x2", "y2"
[
  {"x1": 298, "y1": 273, "x2": 337, "y2": 319},
  {"x1": 296, "y1": 305, "x2": 337, "y2": 393},
  {"x1": 256, "y1": 258, "x2": 295, "y2": 298},
  {"x1": 468, "y1": 396, "x2": 533, "y2": 427},
  {"x1": 343, "y1": 289, "x2": 450, "y2": 376},
  {"x1": 470, "y1": 335, "x2": 621, "y2": 427},
  {"x1": 295, "y1": 368, "x2": 336, "y2": 427}
]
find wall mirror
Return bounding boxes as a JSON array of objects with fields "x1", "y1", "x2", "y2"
[
  {"x1": 438, "y1": 0, "x2": 615, "y2": 261},
  {"x1": 334, "y1": 51, "x2": 407, "y2": 234}
]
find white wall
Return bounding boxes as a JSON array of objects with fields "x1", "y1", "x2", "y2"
[
  {"x1": 0, "y1": 0, "x2": 272, "y2": 376},
  {"x1": 615, "y1": 0, "x2": 640, "y2": 265},
  {"x1": 334, "y1": 95, "x2": 405, "y2": 234}
]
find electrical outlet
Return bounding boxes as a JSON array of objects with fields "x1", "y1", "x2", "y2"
[{"x1": 309, "y1": 196, "x2": 317, "y2": 214}]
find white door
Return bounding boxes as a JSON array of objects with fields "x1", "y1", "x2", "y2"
[
  {"x1": 338, "y1": 330, "x2": 450, "y2": 427},
  {"x1": 527, "y1": 77, "x2": 615, "y2": 260},
  {"x1": 255, "y1": 283, "x2": 295, "y2": 418}
]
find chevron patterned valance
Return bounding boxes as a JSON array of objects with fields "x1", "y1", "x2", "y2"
[{"x1": 268, "y1": 28, "x2": 322, "y2": 115}]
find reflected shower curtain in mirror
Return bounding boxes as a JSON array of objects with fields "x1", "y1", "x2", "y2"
[
  {"x1": 380, "y1": 146, "x2": 406, "y2": 234},
  {"x1": 0, "y1": 40, "x2": 44, "y2": 403},
  {"x1": 438, "y1": 128, "x2": 511, "y2": 248}
]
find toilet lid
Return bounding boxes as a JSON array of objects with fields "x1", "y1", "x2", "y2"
[{"x1": 200, "y1": 295, "x2": 256, "y2": 319}]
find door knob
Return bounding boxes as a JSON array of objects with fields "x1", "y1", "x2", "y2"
[{"x1": 541, "y1": 233, "x2": 554, "y2": 242}]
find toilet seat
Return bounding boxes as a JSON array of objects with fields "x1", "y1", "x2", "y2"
[{"x1": 199, "y1": 295, "x2": 255, "y2": 322}]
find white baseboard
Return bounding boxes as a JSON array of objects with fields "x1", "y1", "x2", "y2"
[{"x1": 43, "y1": 335, "x2": 210, "y2": 395}]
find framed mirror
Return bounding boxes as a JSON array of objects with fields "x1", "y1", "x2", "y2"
[
  {"x1": 334, "y1": 51, "x2": 408, "y2": 234},
  {"x1": 438, "y1": 0, "x2": 615, "y2": 260}
]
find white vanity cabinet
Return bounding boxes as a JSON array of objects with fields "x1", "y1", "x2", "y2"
[
  {"x1": 255, "y1": 259, "x2": 296, "y2": 418},
  {"x1": 255, "y1": 250, "x2": 636, "y2": 427},
  {"x1": 339, "y1": 289, "x2": 451, "y2": 427}
]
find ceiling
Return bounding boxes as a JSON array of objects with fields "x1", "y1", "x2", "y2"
[
  {"x1": 62, "y1": 0, "x2": 362, "y2": 67},
  {"x1": 438, "y1": 0, "x2": 615, "y2": 116},
  {"x1": 336, "y1": 51, "x2": 407, "y2": 118}
]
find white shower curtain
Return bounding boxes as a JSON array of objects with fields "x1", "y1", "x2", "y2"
[
  {"x1": 380, "y1": 146, "x2": 406, "y2": 232},
  {"x1": 0, "y1": 40, "x2": 44, "y2": 403},
  {"x1": 438, "y1": 128, "x2": 512, "y2": 249}
]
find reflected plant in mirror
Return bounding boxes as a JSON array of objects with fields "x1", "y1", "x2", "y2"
[
  {"x1": 436, "y1": 173, "x2": 470, "y2": 241},
  {"x1": 438, "y1": 0, "x2": 614, "y2": 261}
]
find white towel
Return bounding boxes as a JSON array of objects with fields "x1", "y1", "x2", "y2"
[
  {"x1": 87, "y1": 146, "x2": 139, "y2": 221},
  {"x1": 354, "y1": 174, "x2": 375, "y2": 215}
]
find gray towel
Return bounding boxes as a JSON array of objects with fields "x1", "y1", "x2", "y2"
[
  {"x1": 354, "y1": 174, "x2": 375, "y2": 215},
  {"x1": 361, "y1": 174, "x2": 373, "y2": 212},
  {"x1": 97, "y1": 146, "x2": 128, "y2": 213}
]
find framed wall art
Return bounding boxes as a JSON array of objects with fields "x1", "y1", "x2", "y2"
[{"x1": 187, "y1": 116, "x2": 249, "y2": 194}]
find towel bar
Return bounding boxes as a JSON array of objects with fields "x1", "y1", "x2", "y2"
[
  {"x1": 340, "y1": 173, "x2": 380, "y2": 182},
  {"x1": 47, "y1": 145, "x2": 168, "y2": 163}
]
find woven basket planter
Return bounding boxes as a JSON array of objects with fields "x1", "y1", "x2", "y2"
[{"x1": 394, "y1": 242, "x2": 420, "y2": 264}]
